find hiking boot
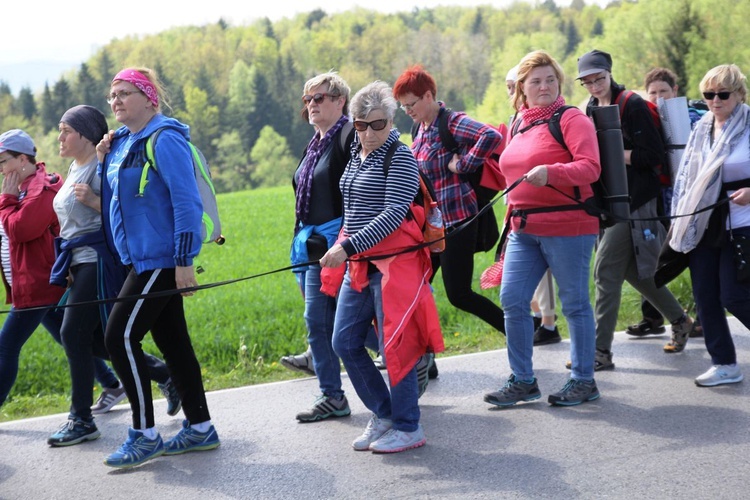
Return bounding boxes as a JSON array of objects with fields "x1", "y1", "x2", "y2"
[
  {"x1": 373, "y1": 353, "x2": 386, "y2": 370},
  {"x1": 296, "y1": 395, "x2": 351, "y2": 422},
  {"x1": 104, "y1": 428, "x2": 164, "y2": 468},
  {"x1": 428, "y1": 359, "x2": 439, "y2": 379},
  {"x1": 48, "y1": 417, "x2": 101, "y2": 447},
  {"x1": 280, "y1": 348, "x2": 316, "y2": 376},
  {"x1": 352, "y1": 415, "x2": 392, "y2": 451},
  {"x1": 370, "y1": 425, "x2": 426, "y2": 453},
  {"x1": 163, "y1": 420, "x2": 221, "y2": 455},
  {"x1": 548, "y1": 378, "x2": 600, "y2": 406},
  {"x1": 416, "y1": 353, "x2": 434, "y2": 398},
  {"x1": 695, "y1": 364, "x2": 744, "y2": 387},
  {"x1": 663, "y1": 314, "x2": 694, "y2": 353},
  {"x1": 483, "y1": 374, "x2": 541, "y2": 407},
  {"x1": 91, "y1": 382, "x2": 127, "y2": 414},
  {"x1": 158, "y1": 379, "x2": 182, "y2": 416},
  {"x1": 533, "y1": 325, "x2": 562, "y2": 346},
  {"x1": 626, "y1": 317, "x2": 666, "y2": 336},
  {"x1": 565, "y1": 349, "x2": 614, "y2": 371},
  {"x1": 690, "y1": 318, "x2": 704, "y2": 338}
]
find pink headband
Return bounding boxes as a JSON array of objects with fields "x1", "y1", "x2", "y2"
[{"x1": 113, "y1": 69, "x2": 159, "y2": 107}]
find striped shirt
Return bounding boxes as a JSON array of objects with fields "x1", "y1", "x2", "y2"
[
  {"x1": 411, "y1": 104, "x2": 502, "y2": 227},
  {"x1": 340, "y1": 130, "x2": 419, "y2": 255}
]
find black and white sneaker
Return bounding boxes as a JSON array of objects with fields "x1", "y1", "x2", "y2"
[{"x1": 296, "y1": 395, "x2": 351, "y2": 422}]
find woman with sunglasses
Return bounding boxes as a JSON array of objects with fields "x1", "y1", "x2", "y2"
[
  {"x1": 577, "y1": 49, "x2": 693, "y2": 369},
  {"x1": 97, "y1": 67, "x2": 219, "y2": 468},
  {"x1": 670, "y1": 64, "x2": 750, "y2": 387},
  {"x1": 320, "y1": 81, "x2": 442, "y2": 454},
  {"x1": 393, "y1": 65, "x2": 505, "y2": 343}
]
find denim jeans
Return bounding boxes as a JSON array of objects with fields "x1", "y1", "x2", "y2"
[
  {"x1": 304, "y1": 264, "x2": 343, "y2": 399},
  {"x1": 0, "y1": 304, "x2": 118, "y2": 407},
  {"x1": 689, "y1": 226, "x2": 750, "y2": 365},
  {"x1": 332, "y1": 271, "x2": 420, "y2": 432},
  {"x1": 500, "y1": 232, "x2": 597, "y2": 380}
]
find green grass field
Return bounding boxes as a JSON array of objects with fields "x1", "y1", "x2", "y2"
[{"x1": 0, "y1": 186, "x2": 695, "y2": 422}]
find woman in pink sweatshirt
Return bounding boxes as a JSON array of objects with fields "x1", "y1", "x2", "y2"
[{"x1": 483, "y1": 50, "x2": 602, "y2": 408}]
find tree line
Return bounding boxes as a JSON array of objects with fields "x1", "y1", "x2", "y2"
[{"x1": 0, "y1": 0, "x2": 748, "y2": 192}]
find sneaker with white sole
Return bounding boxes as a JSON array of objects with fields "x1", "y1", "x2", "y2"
[
  {"x1": 48, "y1": 417, "x2": 101, "y2": 447},
  {"x1": 104, "y1": 428, "x2": 164, "y2": 468},
  {"x1": 369, "y1": 425, "x2": 426, "y2": 453},
  {"x1": 163, "y1": 420, "x2": 220, "y2": 455},
  {"x1": 352, "y1": 415, "x2": 392, "y2": 451},
  {"x1": 157, "y1": 379, "x2": 182, "y2": 416},
  {"x1": 296, "y1": 395, "x2": 351, "y2": 422},
  {"x1": 91, "y1": 383, "x2": 127, "y2": 415},
  {"x1": 695, "y1": 364, "x2": 744, "y2": 387},
  {"x1": 280, "y1": 348, "x2": 316, "y2": 376}
]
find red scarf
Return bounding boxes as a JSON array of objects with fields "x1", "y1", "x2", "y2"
[{"x1": 520, "y1": 94, "x2": 566, "y2": 124}]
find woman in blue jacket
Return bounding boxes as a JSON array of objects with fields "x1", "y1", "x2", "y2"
[{"x1": 97, "y1": 68, "x2": 219, "y2": 468}]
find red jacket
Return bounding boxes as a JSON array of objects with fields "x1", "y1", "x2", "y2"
[
  {"x1": 321, "y1": 214, "x2": 444, "y2": 386},
  {"x1": 0, "y1": 164, "x2": 64, "y2": 308}
]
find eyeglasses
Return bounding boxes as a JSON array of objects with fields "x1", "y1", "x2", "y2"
[
  {"x1": 580, "y1": 76, "x2": 607, "y2": 88},
  {"x1": 302, "y1": 93, "x2": 336, "y2": 105},
  {"x1": 399, "y1": 96, "x2": 422, "y2": 112},
  {"x1": 703, "y1": 91, "x2": 732, "y2": 101},
  {"x1": 353, "y1": 119, "x2": 389, "y2": 132},
  {"x1": 106, "y1": 90, "x2": 141, "y2": 104}
]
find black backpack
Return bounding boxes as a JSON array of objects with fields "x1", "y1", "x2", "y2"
[{"x1": 509, "y1": 106, "x2": 616, "y2": 228}]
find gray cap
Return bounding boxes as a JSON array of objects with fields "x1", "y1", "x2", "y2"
[
  {"x1": 0, "y1": 129, "x2": 36, "y2": 156},
  {"x1": 577, "y1": 49, "x2": 613, "y2": 80}
]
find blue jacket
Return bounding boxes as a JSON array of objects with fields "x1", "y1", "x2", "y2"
[{"x1": 100, "y1": 114, "x2": 202, "y2": 274}]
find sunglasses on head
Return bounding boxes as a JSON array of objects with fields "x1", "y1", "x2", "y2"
[
  {"x1": 353, "y1": 119, "x2": 388, "y2": 132},
  {"x1": 703, "y1": 91, "x2": 732, "y2": 100},
  {"x1": 302, "y1": 93, "x2": 335, "y2": 105}
]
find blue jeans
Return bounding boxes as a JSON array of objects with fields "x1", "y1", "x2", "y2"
[
  {"x1": 500, "y1": 232, "x2": 597, "y2": 380},
  {"x1": 304, "y1": 265, "x2": 343, "y2": 398},
  {"x1": 332, "y1": 271, "x2": 420, "y2": 432},
  {"x1": 0, "y1": 304, "x2": 118, "y2": 408},
  {"x1": 689, "y1": 226, "x2": 750, "y2": 365}
]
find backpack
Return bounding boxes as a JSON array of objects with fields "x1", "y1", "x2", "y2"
[
  {"x1": 410, "y1": 107, "x2": 501, "y2": 251},
  {"x1": 510, "y1": 105, "x2": 618, "y2": 228},
  {"x1": 614, "y1": 90, "x2": 669, "y2": 187},
  {"x1": 382, "y1": 140, "x2": 444, "y2": 252},
  {"x1": 142, "y1": 128, "x2": 224, "y2": 246}
]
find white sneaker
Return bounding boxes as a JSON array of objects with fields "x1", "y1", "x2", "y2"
[
  {"x1": 695, "y1": 364, "x2": 744, "y2": 387},
  {"x1": 352, "y1": 415, "x2": 392, "y2": 451},
  {"x1": 369, "y1": 425, "x2": 426, "y2": 453}
]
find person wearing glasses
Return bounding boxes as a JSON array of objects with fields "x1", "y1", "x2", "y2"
[
  {"x1": 393, "y1": 65, "x2": 505, "y2": 343},
  {"x1": 577, "y1": 49, "x2": 693, "y2": 370},
  {"x1": 483, "y1": 51, "x2": 601, "y2": 408},
  {"x1": 46, "y1": 105, "x2": 180, "y2": 447},
  {"x1": 669, "y1": 64, "x2": 750, "y2": 387},
  {"x1": 320, "y1": 81, "x2": 443, "y2": 453},
  {"x1": 96, "y1": 67, "x2": 219, "y2": 468},
  {"x1": 0, "y1": 129, "x2": 121, "y2": 417}
]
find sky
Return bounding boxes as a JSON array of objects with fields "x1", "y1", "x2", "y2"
[{"x1": 1, "y1": 0, "x2": 596, "y2": 93}]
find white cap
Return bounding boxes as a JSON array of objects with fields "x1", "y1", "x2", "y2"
[{"x1": 506, "y1": 65, "x2": 519, "y2": 83}]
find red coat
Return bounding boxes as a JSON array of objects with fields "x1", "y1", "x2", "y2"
[
  {"x1": 321, "y1": 214, "x2": 444, "y2": 386},
  {"x1": 0, "y1": 164, "x2": 64, "y2": 308}
]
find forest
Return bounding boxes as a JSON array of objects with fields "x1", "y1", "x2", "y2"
[{"x1": 0, "y1": 0, "x2": 748, "y2": 192}]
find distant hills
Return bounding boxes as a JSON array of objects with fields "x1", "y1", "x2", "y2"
[{"x1": 0, "y1": 60, "x2": 79, "y2": 95}]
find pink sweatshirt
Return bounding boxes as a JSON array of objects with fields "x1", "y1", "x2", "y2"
[{"x1": 500, "y1": 108, "x2": 601, "y2": 237}]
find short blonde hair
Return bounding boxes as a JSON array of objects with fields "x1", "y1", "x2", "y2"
[
  {"x1": 512, "y1": 50, "x2": 565, "y2": 111},
  {"x1": 699, "y1": 64, "x2": 747, "y2": 103},
  {"x1": 303, "y1": 71, "x2": 351, "y2": 115}
]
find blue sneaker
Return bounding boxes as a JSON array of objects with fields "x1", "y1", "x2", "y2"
[
  {"x1": 163, "y1": 420, "x2": 220, "y2": 455},
  {"x1": 48, "y1": 417, "x2": 100, "y2": 447},
  {"x1": 104, "y1": 428, "x2": 165, "y2": 468}
]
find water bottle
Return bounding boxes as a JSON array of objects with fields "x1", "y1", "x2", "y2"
[
  {"x1": 425, "y1": 201, "x2": 445, "y2": 253},
  {"x1": 643, "y1": 228, "x2": 655, "y2": 241}
]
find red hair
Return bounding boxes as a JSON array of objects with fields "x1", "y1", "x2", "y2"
[{"x1": 393, "y1": 65, "x2": 437, "y2": 99}]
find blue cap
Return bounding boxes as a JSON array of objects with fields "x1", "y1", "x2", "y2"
[{"x1": 0, "y1": 129, "x2": 36, "y2": 156}]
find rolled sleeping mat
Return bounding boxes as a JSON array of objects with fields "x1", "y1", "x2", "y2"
[
  {"x1": 591, "y1": 105, "x2": 630, "y2": 224},
  {"x1": 657, "y1": 96, "x2": 691, "y2": 181}
]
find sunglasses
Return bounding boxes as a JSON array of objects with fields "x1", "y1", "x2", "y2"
[
  {"x1": 302, "y1": 93, "x2": 335, "y2": 105},
  {"x1": 703, "y1": 91, "x2": 732, "y2": 100},
  {"x1": 353, "y1": 119, "x2": 389, "y2": 132}
]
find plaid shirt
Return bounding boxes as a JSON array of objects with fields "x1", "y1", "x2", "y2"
[{"x1": 411, "y1": 104, "x2": 502, "y2": 227}]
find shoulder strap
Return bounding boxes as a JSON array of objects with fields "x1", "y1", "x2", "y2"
[
  {"x1": 337, "y1": 121, "x2": 354, "y2": 155},
  {"x1": 381, "y1": 140, "x2": 403, "y2": 178},
  {"x1": 614, "y1": 90, "x2": 634, "y2": 120},
  {"x1": 140, "y1": 128, "x2": 165, "y2": 196},
  {"x1": 437, "y1": 107, "x2": 459, "y2": 154},
  {"x1": 547, "y1": 105, "x2": 576, "y2": 150}
]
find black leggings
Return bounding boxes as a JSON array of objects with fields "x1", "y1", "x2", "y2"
[
  {"x1": 431, "y1": 216, "x2": 505, "y2": 333},
  {"x1": 105, "y1": 267, "x2": 210, "y2": 430}
]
